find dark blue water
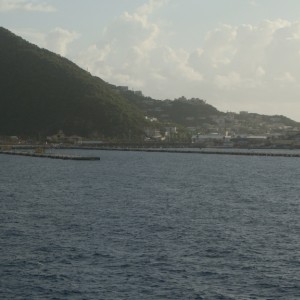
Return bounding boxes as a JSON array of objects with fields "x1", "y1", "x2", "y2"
[{"x1": 1, "y1": 150, "x2": 299, "y2": 299}]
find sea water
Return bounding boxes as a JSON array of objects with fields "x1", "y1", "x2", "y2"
[{"x1": 1, "y1": 150, "x2": 299, "y2": 299}]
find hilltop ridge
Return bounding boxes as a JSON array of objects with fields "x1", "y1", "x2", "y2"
[{"x1": 113, "y1": 85, "x2": 300, "y2": 137}]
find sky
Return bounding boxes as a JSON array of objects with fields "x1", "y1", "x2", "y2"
[{"x1": 2, "y1": 0, "x2": 300, "y2": 121}]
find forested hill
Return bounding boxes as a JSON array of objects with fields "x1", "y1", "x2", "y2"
[
  {"x1": 0, "y1": 27, "x2": 146, "y2": 138},
  {"x1": 109, "y1": 85, "x2": 224, "y2": 128},
  {"x1": 112, "y1": 86, "x2": 300, "y2": 134},
  {"x1": 109, "y1": 85, "x2": 222, "y2": 127}
]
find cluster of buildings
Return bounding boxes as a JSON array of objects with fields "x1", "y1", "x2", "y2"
[
  {"x1": 143, "y1": 111, "x2": 300, "y2": 148},
  {"x1": 1, "y1": 106, "x2": 300, "y2": 148},
  {"x1": 191, "y1": 132, "x2": 300, "y2": 148},
  {"x1": 2, "y1": 129, "x2": 300, "y2": 149}
]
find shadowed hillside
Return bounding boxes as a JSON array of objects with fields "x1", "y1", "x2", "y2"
[{"x1": 0, "y1": 27, "x2": 146, "y2": 139}]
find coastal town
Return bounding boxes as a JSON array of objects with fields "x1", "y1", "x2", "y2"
[{"x1": 1, "y1": 110, "x2": 300, "y2": 149}]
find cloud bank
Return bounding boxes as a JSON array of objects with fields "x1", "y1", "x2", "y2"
[
  {"x1": 77, "y1": 0, "x2": 203, "y2": 95},
  {"x1": 8, "y1": 0, "x2": 300, "y2": 120},
  {"x1": 75, "y1": 3, "x2": 300, "y2": 120},
  {"x1": 15, "y1": 27, "x2": 79, "y2": 56},
  {"x1": 0, "y1": 0, "x2": 55, "y2": 12}
]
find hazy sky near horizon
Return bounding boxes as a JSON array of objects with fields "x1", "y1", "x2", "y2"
[{"x1": 2, "y1": 0, "x2": 300, "y2": 120}]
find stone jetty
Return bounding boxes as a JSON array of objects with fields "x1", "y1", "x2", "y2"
[{"x1": 0, "y1": 150, "x2": 100, "y2": 160}]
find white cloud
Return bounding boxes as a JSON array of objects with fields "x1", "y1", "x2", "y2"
[
  {"x1": 195, "y1": 19, "x2": 300, "y2": 118},
  {"x1": 76, "y1": 0, "x2": 203, "y2": 96},
  {"x1": 203, "y1": 24, "x2": 237, "y2": 68},
  {"x1": 14, "y1": 27, "x2": 79, "y2": 56},
  {"x1": 10, "y1": 0, "x2": 300, "y2": 120},
  {"x1": 214, "y1": 72, "x2": 241, "y2": 90},
  {"x1": 45, "y1": 28, "x2": 79, "y2": 56},
  {"x1": 74, "y1": 5, "x2": 300, "y2": 120},
  {"x1": 0, "y1": 0, "x2": 56, "y2": 12},
  {"x1": 136, "y1": 0, "x2": 169, "y2": 15}
]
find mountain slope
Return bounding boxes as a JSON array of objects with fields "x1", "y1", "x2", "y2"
[
  {"x1": 0, "y1": 27, "x2": 145, "y2": 138},
  {"x1": 114, "y1": 86, "x2": 300, "y2": 135},
  {"x1": 112, "y1": 87, "x2": 223, "y2": 127}
]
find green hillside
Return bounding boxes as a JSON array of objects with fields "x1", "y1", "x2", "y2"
[
  {"x1": 111, "y1": 87, "x2": 222, "y2": 126},
  {"x1": 0, "y1": 27, "x2": 146, "y2": 139},
  {"x1": 113, "y1": 86, "x2": 300, "y2": 135}
]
